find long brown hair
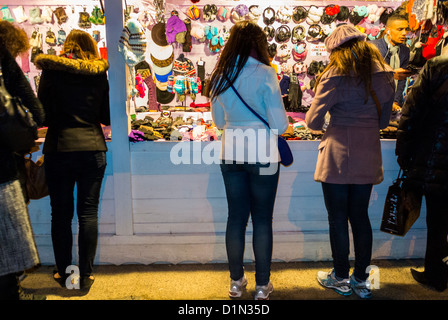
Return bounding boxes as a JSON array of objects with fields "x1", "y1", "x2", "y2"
[
  {"x1": 316, "y1": 39, "x2": 387, "y2": 102},
  {"x1": 0, "y1": 21, "x2": 29, "y2": 58},
  {"x1": 209, "y1": 21, "x2": 270, "y2": 100},
  {"x1": 62, "y1": 29, "x2": 99, "y2": 60}
]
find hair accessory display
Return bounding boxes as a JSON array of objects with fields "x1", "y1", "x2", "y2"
[
  {"x1": 306, "y1": 6, "x2": 323, "y2": 25},
  {"x1": 292, "y1": 6, "x2": 307, "y2": 23},
  {"x1": 292, "y1": 25, "x2": 306, "y2": 43},
  {"x1": 276, "y1": 43, "x2": 291, "y2": 63},
  {"x1": 307, "y1": 24, "x2": 323, "y2": 42},
  {"x1": 217, "y1": 7, "x2": 230, "y2": 22},
  {"x1": 231, "y1": 4, "x2": 249, "y2": 23},
  {"x1": 321, "y1": 5, "x2": 340, "y2": 24},
  {"x1": 275, "y1": 25, "x2": 291, "y2": 43},
  {"x1": 277, "y1": 6, "x2": 292, "y2": 24},
  {"x1": 187, "y1": 5, "x2": 200, "y2": 20},
  {"x1": 203, "y1": 4, "x2": 217, "y2": 22},
  {"x1": 264, "y1": 26, "x2": 275, "y2": 40},
  {"x1": 292, "y1": 42, "x2": 307, "y2": 61},
  {"x1": 263, "y1": 7, "x2": 275, "y2": 25},
  {"x1": 337, "y1": 6, "x2": 350, "y2": 21},
  {"x1": 248, "y1": 5, "x2": 261, "y2": 22},
  {"x1": 267, "y1": 42, "x2": 277, "y2": 58}
]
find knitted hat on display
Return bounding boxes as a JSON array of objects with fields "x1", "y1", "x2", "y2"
[
  {"x1": 324, "y1": 24, "x2": 367, "y2": 53},
  {"x1": 118, "y1": 18, "x2": 147, "y2": 66},
  {"x1": 166, "y1": 14, "x2": 187, "y2": 44},
  {"x1": 151, "y1": 22, "x2": 168, "y2": 46}
]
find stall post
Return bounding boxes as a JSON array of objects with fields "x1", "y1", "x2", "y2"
[{"x1": 105, "y1": 0, "x2": 134, "y2": 236}]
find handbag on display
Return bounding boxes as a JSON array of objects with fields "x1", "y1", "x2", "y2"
[
  {"x1": 225, "y1": 76, "x2": 293, "y2": 167},
  {"x1": 0, "y1": 66, "x2": 38, "y2": 153},
  {"x1": 380, "y1": 169, "x2": 422, "y2": 236},
  {"x1": 24, "y1": 153, "x2": 48, "y2": 200}
]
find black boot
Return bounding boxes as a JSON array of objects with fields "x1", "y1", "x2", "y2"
[{"x1": 410, "y1": 268, "x2": 447, "y2": 292}]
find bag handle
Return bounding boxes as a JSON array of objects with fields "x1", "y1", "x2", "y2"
[{"x1": 224, "y1": 75, "x2": 271, "y2": 129}]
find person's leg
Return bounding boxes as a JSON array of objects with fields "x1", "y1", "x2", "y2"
[
  {"x1": 0, "y1": 274, "x2": 19, "y2": 300},
  {"x1": 220, "y1": 162, "x2": 251, "y2": 282},
  {"x1": 347, "y1": 184, "x2": 373, "y2": 281},
  {"x1": 247, "y1": 162, "x2": 280, "y2": 286},
  {"x1": 321, "y1": 182, "x2": 350, "y2": 279},
  {"x1": 76, "y1": 152, "x2": 106, "y2": 278},
  {"x1": 45, "y1": 153, "x2": 76, "y2": 278},
  {"x1": 424, "y1": 189, "x2": 448, "y2": 289}
]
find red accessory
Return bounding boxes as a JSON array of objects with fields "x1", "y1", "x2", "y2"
[
  {"x1": 190, "y1": 0, "x2": 200, "y2": 3},
  {"x1": 326, "y1": 5, "x2": 340, "y2": 16},
  {"x1": 422, "y1": 26, "x2": 444, "y2": 60}
]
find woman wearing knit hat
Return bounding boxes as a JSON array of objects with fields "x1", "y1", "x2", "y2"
[
  {"x1": 305, "y1": 25, "x2": 395, "y2": 299},
  {"x1": 34, "y1": 30, "x2": 110, "y2": 294},
  {"x1": 210, "y1": 21, "x2": 288, "y2": 300}
]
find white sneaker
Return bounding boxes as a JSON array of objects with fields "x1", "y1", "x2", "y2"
[
  {"x1": 254, "y1": 281, "x2": 273, "y2": 300},
  {"x1": 228, "y1": 275, "x2": 247, "y2": 298},
  {"x1": 317, "y1": 269, "x2": 352, "y2": 296}
]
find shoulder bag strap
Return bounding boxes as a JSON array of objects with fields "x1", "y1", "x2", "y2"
[{"x1": 224, "y1": 75, "x2": 271, "y2": 129}]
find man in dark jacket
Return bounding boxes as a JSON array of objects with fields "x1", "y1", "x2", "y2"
[
  {"x1": 371, "y1": 15, "x2": 410, "y2": 111},
  {"x1": 396, "y1": 55, "x2": 448, "y2": 292}
]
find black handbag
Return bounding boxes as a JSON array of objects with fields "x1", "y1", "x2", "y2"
[
  {"x1": 0, "y1": 66, "x2": 38, "y2": 152},
  {"x1": 226, "y1": 78, "x2": 293, "y2": 167},
  {"x1": 380, "y1": 169, "x2": 422, "y2": 236}
]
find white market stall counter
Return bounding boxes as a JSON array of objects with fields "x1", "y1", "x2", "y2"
[{"x1": 28, "y1": 139, "x2": 427, "y2": 265}]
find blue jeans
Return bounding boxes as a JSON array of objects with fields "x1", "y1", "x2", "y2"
[
  {"x1": 220, "y1": 162, "x2": 280, "y2": 286},
  {"x1": 321, "y1": 183, "x2": 373, "y2": 281},
  {"x1": 45, "y1": 151, "x2": 106, "y2": 277}
]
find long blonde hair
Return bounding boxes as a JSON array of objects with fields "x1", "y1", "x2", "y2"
[{"x1": 316, "y1": 39, "x2": 387, "y2": 102}]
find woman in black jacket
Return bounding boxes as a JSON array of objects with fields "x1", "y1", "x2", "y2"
[
  {"x1": 0, "y1": 21, "x2": 45, "y2": 300},
  {"x1": 396, "y1": 55, "x2": 448, "y2": 292},
  {"x1": 35, "y1": 29, "x2": 110, "y2": 292}
]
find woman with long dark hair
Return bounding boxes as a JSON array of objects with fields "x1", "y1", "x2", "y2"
[
  {"x1": 35, "y1": 29, "x2": 110, "y2": 293},
  {"x1": 210, "y1": 21, "x2": 288, "y2": 300},
  {"x1": 305, "y1": 25, "x2": 395, "y2": 299}
]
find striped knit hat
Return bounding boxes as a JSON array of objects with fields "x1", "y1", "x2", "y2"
[{"x1": 118, "y1": 18, "x2": 147, "y2": 66}]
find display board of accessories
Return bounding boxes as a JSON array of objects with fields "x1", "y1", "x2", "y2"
[
  {"x1": 2, "y1": 4, "x2": 107, "y2": 93},
  {"x1": 2, "y1": 3, "x2": 108, "y2": 139},
  {"x1": 122, "y1": 1, "x2": 422, "y2": 142}
]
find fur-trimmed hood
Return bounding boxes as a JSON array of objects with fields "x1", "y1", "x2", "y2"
[{"x1": 34, "y1": 54, "x2": 109, "y2": 75}]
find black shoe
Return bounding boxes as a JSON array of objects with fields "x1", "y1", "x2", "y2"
[
  {"x1": 80, "y1": 276, "x2": 95, "y2": 293},
  {"x1": 410, "y1": 268, "x2": 447, "y2": 292},
  {"x1": 52, "y1": 270, "x2": 68, "y2": 288}
]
